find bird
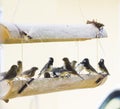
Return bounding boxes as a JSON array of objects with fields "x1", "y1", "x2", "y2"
[
  {"x1": 21, "y1": 67, "x2": 38, "y2": 78},
  {"x1": 59, "y1": 70, "x2": 71, "y2": 78},
  {"x1": 98, "y1": 59, "x2": 109, "y2": 75},
  {"x1": 52, "y1": 67, "x2": 71, "y2": 78},
  {"x1": 44, "y1": 72, "x2": 51, "y2": 78},
  {"x1": 62, "y1": 57, "x2": 84, "y2": 80},
  {"x1": 38, "y1": 57, "x2": 54, "y2": 78},
  {"x1": 86, "y1": 20, "x2": 104, "y2": 30},
  {"x1": 70, "y1": 60, "x2": 77, "y2": 69},
  {"x1": 17, "y1": 60, "x2": 23, "y2": 76},
  {"x1": 75, "y1": 62, "x2": 84, "y2": 74},
  {"x1": 81, "y1": 58, "x2": 98, "y2": 75},
  {"x1": 0, "y1": 65, "x2": 18, "y2": 82}
]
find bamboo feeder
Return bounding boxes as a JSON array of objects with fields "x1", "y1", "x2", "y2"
[
  {"x1": 0, "y1": 74, "x2": 107, "y2": 102},
  {"x1": 0, "y1": 22, "x2": 107, "y2": 44},
  {"x1": 0, "y1": 21, "x2": 108, "y2": 102}
]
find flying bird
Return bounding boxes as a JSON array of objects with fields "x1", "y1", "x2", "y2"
[
  {"x1": 21, "y1": 67, "x2": 38, "y2": 78},
  {"x1": 0, "y1": 65, "x2": 18, "y2": 82},
  {"x1": 98, "y1": 59, "x2": 109, "y2": 75},
  {"x1": 81, "y1": 58, "x2": 98, "y2": 75},
  {"x1": 38, "y1": 57, "x2": 54, "y2": 78},
  {"x1": 62, "y1": 57, "x2": 84, "y2": 79}
]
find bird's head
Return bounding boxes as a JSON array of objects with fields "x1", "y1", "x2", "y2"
[
  {"x1": 63, "y1": 57, "x2": 69, "y2": 62},
  {"x1": 49, "y1": 57, "x2": 54, "y2": 62},
  {"x1": 72, "y1": 60, "x2": 77, "y2": 64},
  {"x1": 81, "y1": 58, "x2": 89, "y2": 64},
  {"x1": 11, "y1": 65, "x2": 18, "y2": 70},
  {"x1": 100, "y1": 59, "x2": 104, "y2": 63},
  {"x1": 31, "y1": 67, "x2": 38, "y2": 71},
  {"x1": 17, "y1": 60, "x2": 22, "y2": 65}
]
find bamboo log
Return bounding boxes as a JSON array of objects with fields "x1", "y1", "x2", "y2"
[
  {"x1": 0, "y1": 22, "x2": 107, "y2": 44},
  {"x1": 0, "y1": 74, "x2": 107, "y2": 102}
]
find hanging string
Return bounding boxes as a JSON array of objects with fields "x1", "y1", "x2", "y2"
[
  {"x1": 79, "y1": 7, "x2": 87, "y2": 23},
  {"x1": 9, "y1": 0, "x2": 40, "y2": 108},
  {"x1": 96, "y1": 36, "x2": 106, "y2": 70},
  {"x1": 75, "y1": 1, "x2": 88, "y2": 61},
  {"x1": 78, "y1": 0, "x2": 87, "y2": 23},
  {"x1": 10, "y1": 0, "x2": 24, "y2": 65},
  {"x1": 96, "y1": 38, "x2": 99, "y2": 70},
  {"x1": 10, "y1": 0, "x2": 21, "y2": 22}
]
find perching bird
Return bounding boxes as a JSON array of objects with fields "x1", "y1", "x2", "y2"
[
  {"x1": 52, "y1": 67, "x2": 71, "y2": 78},
  {"x1": 75, "y1": 62, "x2": 84, "y2": 74},
  {"x1": 63, "y1": 57, "x2": 84, "y2": 79},
  {"x1": 59, "y1": 70, "x2": 71, "y2": 78},
  {"x1": 0, "y1": 65, "x2": 18, "y2": 82},
  {"x1": 18, "y1": 67, "x2": 38, "y2": 93},
  {"x1": 44, "y1": 72, "x2": 51, "y2": 78},
  {"x1": 70, "y1": 60, "x2": 77, "y2": 69},
  {"x1": 98, "y1": 59, "x2": 109, "y2": 75},
  {"x1": 17, "y1": 60, "x2": 23, "y2": 76},
  {"x1": 86, "y1": 20, "x2": 104, "y2": 30},
  {"x1": 21, "y1": 67, "x2": 38, "y2": 78},
  {"x1": 38, "y1": 57, "x2": 54, "y2": 78},
  {"x1": 81, "y1": 58, "x2": 98, "y2": 75}
]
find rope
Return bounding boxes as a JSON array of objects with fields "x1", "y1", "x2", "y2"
[
  {"x1": 10, "y1": 0, "x2": 21, "y2": 23},
  {"x1": 75, "y1": 1, "x2": 88, "y2": 61},
  {"x1": 96, "y1": 31, "x2": 106, "y2": 70},
  {"x1": 10, "y1": 0, "x2": 24, "y2": 67},
  {"x1": 96, "y1": 38, "x2": 99, "y2": 70},
  {"x1": 78, "y1": 0, "x2": 87, "y2": 23}
]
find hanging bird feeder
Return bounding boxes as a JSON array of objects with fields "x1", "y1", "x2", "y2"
[{"x1": 0, "y1": 21, "x2": 108, "y2": 102}]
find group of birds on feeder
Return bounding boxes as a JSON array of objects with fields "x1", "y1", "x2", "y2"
[
  {"x1": 0, "y1": 57, "x2": 109, "y2": 103},
  {"x1": 0, "y1": 57, "x2": 109, "y2": 83}
]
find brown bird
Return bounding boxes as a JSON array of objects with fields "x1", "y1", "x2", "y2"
[
  {"x1": 62, "y1": 57, "x2": 84, "y2": 80},
  {"x1": 86, "y1": 20, "x2": 104, "y2": 30},
  {"x1": 17, "y1": 60, "x2": 23, "y2": 76},
  {"x1": 44, "y1": 72, "x2": 51, "y2": 78},
  {"x1": 70, "y1": 60, "x2": 77, "y2": 69},
  {"x1": 21, "y1": 67, "x2": 38, "y2": 78},
  {"x1": 0, "y1": 65, "x2": 18, "y2": 82}
]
